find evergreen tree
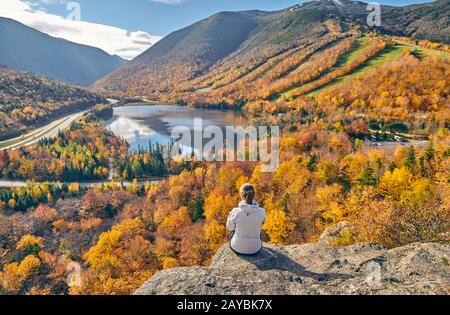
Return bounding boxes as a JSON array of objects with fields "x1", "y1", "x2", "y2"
[
  {"x1": 358, "y1": 164, "x2": 378, "y2": 186},
  {"x1": 424, "y1": 141, "x2": 435, "y2": 162},
  {"x1": 388, "y1": 161, "x2": 397, "y2": 172},
  {"x1": 189, "y1": 196, "x2": 205, "y2": 222},
  {"x1": 307, "y1": 154, "x2": 318, "y2": 172},
  {"x1": 403, "y1": 146, "x2": 417, "y2": 172}
]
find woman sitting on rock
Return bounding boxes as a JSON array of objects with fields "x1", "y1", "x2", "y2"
[{"x1": 226, "y1": 183, "x2": 266, "y2": 255}]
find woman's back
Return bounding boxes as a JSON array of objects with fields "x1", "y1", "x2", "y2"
[{"x1": 226, "y1": 201, "x2": 266, "y2": 255}]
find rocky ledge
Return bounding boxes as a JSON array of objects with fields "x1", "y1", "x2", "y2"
[
  {"x1": 136, "y1": 222, "x2": 449, "y2": 295},
  {"x1": 136, "y1": 240, "x2": 449, "y2": 295}
]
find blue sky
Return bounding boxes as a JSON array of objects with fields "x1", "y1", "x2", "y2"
[
  {"x1": 46, "y1": 0, "x2": 434, "y2": 36},
  {"x1": 1, "y1": 0, "x2": 435, "y2": 59}
]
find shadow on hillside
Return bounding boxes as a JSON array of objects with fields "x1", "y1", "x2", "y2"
[{"x1": 237, "y1": 246, "x2": 352, "y2": 282}]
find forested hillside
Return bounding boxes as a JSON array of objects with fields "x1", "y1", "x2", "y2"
[
  {"x1": 95, "y1": 0, "x2": 450, "y2": 103},
  {"x1": 0, "y1": 67, "x2": 106, "y2": 140}
]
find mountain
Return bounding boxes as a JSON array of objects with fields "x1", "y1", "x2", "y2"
[
  {"x1": 95, "y1": 10, "x2": 277, "y2": 95},
  {"x1": 286, "y1": 0, "x2": 450, "y2": 43},
  {"x1": 0, "y1": 66, "x2": 106, "y2": 140},
  {"x1": 94, "y1": 7, "x2": 329, "y2": 96},
  {"x1": 0, "y1": 17, "x2": 126, "y2": 86},
  {"x1": 382, "y1": 0, "x2": 450, "y2": 43},
  {"x1": 95, "y1": 0, "x2": 450, "y2": 99}
]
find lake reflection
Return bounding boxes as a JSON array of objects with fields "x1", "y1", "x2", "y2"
[{"x1": 107, "y1": 105, "x2": 244, "y2": 152}]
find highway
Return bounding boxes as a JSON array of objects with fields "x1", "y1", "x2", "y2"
[
  {"x1": 0, "y1": 111, "x2": 88, "y2": 151},
  {"x1": 0, "y1": 99, "x2": 118, "y2": 151}
]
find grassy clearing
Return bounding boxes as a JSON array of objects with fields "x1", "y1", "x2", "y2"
[
  {"x1": 308, "y1": 43, "x2": 404, "y2": 97},
  {"x1": 396, "y1": 40, "x2": 450, "y2": 60},
  {"x1": 193, "y1": 86, "x2": 214, "y2": 93},
  {"x1": 308, "y1": 41, "x2": 450, "y2": 98},
  {"x1": 335, "y1": 37, "x2": 370, "y2": 67},
  {"x1": 276, "y1": 37, "x2": 371, "y2": 100}
]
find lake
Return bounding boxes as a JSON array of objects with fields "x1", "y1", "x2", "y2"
[{"x1": 107, "y1": 105, "x2": 245, "y2": 153}]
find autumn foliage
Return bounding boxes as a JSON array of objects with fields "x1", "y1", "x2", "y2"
[{"x1": 0, "y1": 28, "x2": 449, "y2": 296}]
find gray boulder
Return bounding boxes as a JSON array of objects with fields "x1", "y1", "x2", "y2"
[{"x1": 135, "y1": 240, "x2": 450, "y2": 295}]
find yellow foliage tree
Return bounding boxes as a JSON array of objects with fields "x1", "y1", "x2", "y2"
[
  {"x1": 68, "y1": 183, "x2": 79, "y2": 193},
  {"x1": 158, "y1": 207, "x2": 191, "y2": 240},
  {"x1": 0, "y1": 255, "x2": 40, "y2": 293},
  {"x1": 263, "y1": 209, "x2": 294, "y2": 244},
  {"x1": 378, "y1": 167, "x2": 413, "y2": 200},
  {"x1": 30, "y1": 186, "x2": 42, "y2": 201},
  {"x1": 204, "y1": 189, "x2": 237, "y2": 223},
  {"x1": 400, "y1": 178, "x2": 434, "y2": 206},
  {"x1": 16, "y1": 235, "x2": 44, "y2": 254},
  {"x1": 203, "y1": 219, "x2": 226, "y2": 252},
  {"x1": 79, "y1": 218, "x2": 158, "y2": 295},
  {"x1": 17, "y1": 255, "x2": 41, "y2": 278},
  {"x1": 262, "y1": 195, "x2": 294, "y2": 244},
  {"x1": 316, "y1": 161, "x2": 340, "y2": 184},
  {"x1": 316, "y1": 183, "x2": 346, "y2": 225},
  {"x1": 162, "y1": 257, "x2": 179, "y2": 270}
]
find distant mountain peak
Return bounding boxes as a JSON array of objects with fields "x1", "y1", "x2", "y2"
[{"x1": 0, "y1": 17, "x2": 126, "y2": 86}]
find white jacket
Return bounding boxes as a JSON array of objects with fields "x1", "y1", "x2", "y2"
[{"x1": 226, "y1": 201, "x2": 266, "y2": 255}]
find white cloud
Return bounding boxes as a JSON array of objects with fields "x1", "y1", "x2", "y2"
[{"x1": 0, "y1": 0, "x2": 163, "y2": 60}]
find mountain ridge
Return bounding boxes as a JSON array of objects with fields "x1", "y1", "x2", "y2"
[
  {"x1": 0, "y1": 17, "x2": 126, "y2": 86},
  {"x1": 95, "y1": 0, "x2": 449, "y2": 99}
]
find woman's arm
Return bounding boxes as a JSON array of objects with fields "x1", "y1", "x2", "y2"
[{"x1": 226, "y1": 209, "x2": 237, "y2": 231}]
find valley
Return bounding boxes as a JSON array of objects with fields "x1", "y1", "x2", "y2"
[
  {"x1": 0, "y1": 0, "x2": 448, "y2": 296},
  {"x1": 0, "y1": 102, "x2": 243, "y2": 187}
]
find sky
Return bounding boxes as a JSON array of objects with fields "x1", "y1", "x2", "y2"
[{"x1": 0, "y1": 0, "x2": 435, "y2": 60}]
